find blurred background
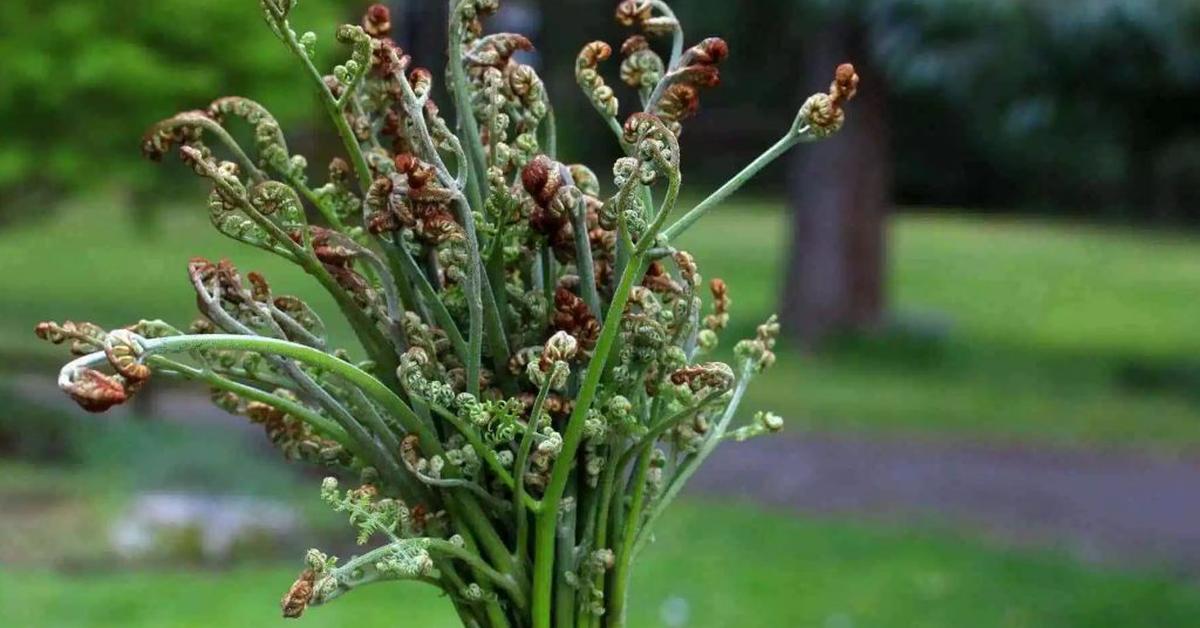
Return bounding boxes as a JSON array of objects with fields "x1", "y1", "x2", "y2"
[{"x1": 2, "y1": 0, "x2": 1200, "y2": 626}]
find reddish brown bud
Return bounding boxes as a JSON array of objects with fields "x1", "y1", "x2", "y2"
[
  {"x1": 552, "y1": 287, "x2": 600, "y2": 350},
  {"x1": 400, "y1": 433, "x2": 423, "y2": 467},
  {"x1": 621, "y1": 35, "x2": 650, "y2": 56},
  {"x1": 407, "y1": 164, "x2": 433, "y2": 190},
  {"x1": 704, "y1": 278, "x2": 731, "y2": 332},
  {"x1": 329, "y1": 157, "x2": 352, "y2": 184},
  {"x1": 327, "y1": 264, "x2": 372, "y2": 303},
  {"x1": 410, "y1": 67, "x2": 433, "y2": 96},
  {"x1": 658, "y1": 84, "x2": 700, "y2": 122},
  {"x1": 642, "y1": 261, "x2": 683, "y2": 294},
  {"x1": 622, "y1": 112, "x2": 660, "y2": 145},
  {"x1": 830, "y1": 63, "x2": 859, "y2": 106},
  {"x1": 468, "y1": 33, "x2": 535, "y2": 68},
  {"x1": 410, "y1": 503, "x2": 429, "y2": 533},
  {"x1": 363, "y1": 4, "x2": 391, "y2": 38},
  {"x1": 680, "y1": 37, "x2": 728, "y2": 67},
  {"x1": 674, "y1": 65, "x2": 720, "y2": 88},
  {"x1": 247, "y1": 272, "x2": 271, "y2": 302},
  {"x1": 367, "y1": 210, "x2": 401, "y2": 235},
  {"x1": 216, "y1": 259, "x2": 245, "y2": 301},
  {"x1": 63, "y1": 369, "x2": 129, "y2": 413},
  {"x1": 615, "y1": 0, "x2": 652, "y2": 27},
  {"x1": 281, "y1": 569, "x2": 315, "y2": 618},
  {"x1": 188, "y1": 257, "x2": 217, "y2": 282},
  {"x1": 141, "y1": 111, "x2": 210, "y2": 162},
  {"x1": 350, "y1": 483, "x2": 379, "y2": 501},
  {"x1": 394, "y1": 152, "x2": 418, "y2": 175},
  {"x1": 711, "y1": 279, "x2": 728, "y2": 312},
  {"x1": 521, "y1": 155, "x2": 563, "y2": 208},
  {"x1": 578, "y1": 41, "x2": 613, "y2": 69},
  {"x1": 34, "y1": 322, "x2": 54, "y2": 342}
]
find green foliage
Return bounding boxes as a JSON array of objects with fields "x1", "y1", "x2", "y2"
[{"x1": 0, "y1": 0, "x2": 346, "y2": 206}]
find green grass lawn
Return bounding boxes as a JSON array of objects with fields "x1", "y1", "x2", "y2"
[
  {"x1": 675, "y1": 203, "x2": 1200, "y2": 450},
  {"x1": 0, "y1": 196, "x2": 358, "y2": 357},
  {"x1": 4, "y1": 199, "x2": 1199, "y2": 449},
  {"x1": 3, "y1": 503, "x2": 1199, "y2": 627}
]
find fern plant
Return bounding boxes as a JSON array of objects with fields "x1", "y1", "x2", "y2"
[{"x1": 38, "y1": 1, "x2": 856, "y2": 626}]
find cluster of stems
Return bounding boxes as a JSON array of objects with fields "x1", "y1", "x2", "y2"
[{"x1": 39, "y1": 1, "x2": 856, "y2": 626}]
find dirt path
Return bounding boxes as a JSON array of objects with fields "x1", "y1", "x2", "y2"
[
  {"x1": 694, "y1": 433, "x2": 1200, "y2": 573},
  {"x1": 14, "y1": 378, "x2": 1200, "y2": 572}
]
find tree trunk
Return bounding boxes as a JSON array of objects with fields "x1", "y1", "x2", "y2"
[{"x1": 781, "y1": 23, "x2": 890, "y2": 349}]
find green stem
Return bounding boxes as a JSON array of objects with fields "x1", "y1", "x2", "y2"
[
  {"x1": 614, "y1": 229, "x2": 631, "y2": 289},
  {"x1": 423, "y1": 401, "x2": 540, "y2": 514},
  {"x1": 554, "y1": 480, "x2": 578, "y2": 627},
  {"x1": 444, "y1": 491, "x2": 521, "y2": 603},
  {"x1": 67, "y1": 334, "x2": 420, "y2": 438},
  {"x1": 479, "y1": 265, "x2": 515, "y2": 394},
  {"x1": 454, "y1": 202, "x2": 485, "y2": 398},
  {"x1": 427, "y1": 538, "x2": 528, "y2": 610},
  {"x1": 631, "y1": 362, "x2": 756, "y2": 557},
  {"x1": 189, "y1": 117, "x2": 268, "y2": 184},
  {"x1": 382, "y1": 245, "x2": 430, "y2": 322},
  {"x1": 147, "y1": 356, "x2": 350, "y2": 449},
  {"x1": 281, "y1": 25, "x2": 373, "y2": 194},
  {"x1": 532, "y1": 129, "x2": 681, "y2": 627},
  {"x1": 616, "y1": 396, "x2": 724, "y2": 472},
  {"x1": 390, "y1": 241, "x2": 469, "y2": 361},
  {"x1": 407, "y1": 463, "x2": 510, "y2": 513},
  {"x1": 663, "y1": 132, "x2": 803, "y2": 240},
  {"x1": 212, "y1": 364, "x2": 300, "y2": 392},
  {"x1": 570, "y1": 192, "x2": 601, "y2": 319},
  {"x1": 540, "y1": 244, "x2": 555, "y2": 325},
  {"x1": 310, "y1": 543, "x2": 443, "y2": 608},
  {"x1": 421, "y1": 61, "x2": 495, "y2": 398},
  {"x1": 651, "y1": 0, "x2": 684, "y2": 70},
  {"x1": 543, "y1": 105, "x2": 558, "y2": 159},
  {"x1": 283, "y1": 167, "x2": 346, "y2": 231},
  {"x1": 387, "y1": 46, "x2": 507, "y2": 395},
  {"x1": 530, "y1": 249, "x2": 644, "y2": 628},
  {"x1": 582, "y1": 441, "x2": 619, "y2": 628},
  {"x1": 607, "y1": 445, "x2": 654, "y2": 627},
  {"x1": 448, "y1": 1, "x2": 491, "y2": 204},
  {"x1": 515, "y1": 367, "x2": 558, "y2": 562}
]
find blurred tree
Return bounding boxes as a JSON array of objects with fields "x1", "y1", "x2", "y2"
[
  {"x1": 774, "y1": 0, "x2": 1200, "y2": 344},
  {"x1": 0, "y1": 0, "x2": 349, "y2": 221},
  {"x1": 782, "y1": 20, "x2": 889, "y2": 349}
]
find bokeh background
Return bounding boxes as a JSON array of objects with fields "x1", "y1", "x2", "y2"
[{"x1": 3, "y1": 0, "x2": 1200, "y2": 626}]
